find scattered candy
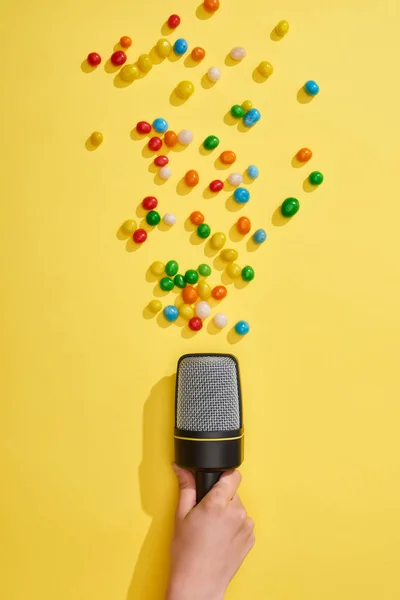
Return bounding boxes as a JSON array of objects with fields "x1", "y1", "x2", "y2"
[
  {"x1": 150, "y1": 261, "x2": 165, "y2": 276},
  {"x1": 121, "y1": 219, "x2": 137, "y2": 235},
  {"x1": 138, "y1": 54, "x2": 152, "y2": 72},
  {"x1": 164, "y1": 131, "x2": 178, "y2": 147},
  {"x1": 177, "y1": 130, "x2": 193, "y2": 145},
  {"x1": 204, "y1": 135, "x2": 220, "y2": 150},
  {"x1": 198, "y1": 281, "x2": 212, "y2": 299},
  {"x1": 190, "y1": 211, "x2": 205, "y2": 225},
  {"x1": 174, "y1": 39, "x2": 188, "y2": 55},
  {"x1": 237, "y1": 216, "x2": 251, "y2": 234},
  {"x1": 242, "y1": 99, "x2": 253, "y2": 111},
  {"x1": 90, "y1": 131, "x2": 103, "y2": 146},
  {"x1": 163, "y1": 213, "x2": 177, "y2": 225},
  {"x1": 258, "y1": 61, "x2": 273, "y2": 78},
  {"x1": 121, "y1": 64, "x2": 140, "y2": 81},
  {"x1": 221, "y1": 248, "x2": 238, "y2": 262},
  {"x1": 253, "y1": 229, "x2": 267, "y2": 244},
  {"x1": 120, "y1": 36, "x2": 132, "y2": 48},
  {"x1": 182, "y1": 286, "x2": 198, "y2": 304},
  {"x1": 243, "y1": 108, "x2": 261, "y2": 127},
  {"x1": 304, "y1": 80, "x2": 319, "y2": 96},
  {"x1": 159, "y1": 167, "x2": 172, "y2": 180},
  {"x1": 185, "y1": 269, "x2": 199, "y2": 285},
  {"x1": 136, "y1": 121, "x2": 151, "y2": 134},
  {"x1": 191, "y1": 47, "x2": 206, "y2": 61},
  {"x1": 164, "y1": 305, "x2": 179, "y2": 322},
  {"x1": 148, "y1": 299, "x2": 162, "y2": 313},
  {"x1": 196, "y1": 301, "x2": 211, "y2": 319},
  {"x1": 176, "y1": 80, "x2": 194, "y2": 99},
  {"x1": 165, "y1": 260, "x2": 179, "y2": 277},
  {"x1": 185, "y1": 170, "x2": 199, "y2": 187},
  {"x1": 160, "y1": 277, "x2": 174, "y2": 291},
  {"x1": 241, "y1": 265, "x2": 255, "y2": 281},
  {"x1": 198, "y1": 264, "x2": 211, "y2": 277},
  {"x1": 153, "y1": 118, "x2": 168, "y2": 133},
  {"x1": 213, "y1": 313, "x2": 228, "y2": 328},
  {"x1": 226, "y1": 263, "x2": 241, "y2": 278},
  {"x1": 247, "y1": 165, "x2": 259, "y2": 179},
  {"x1": 111, "y1": 51, "x2": 127, "y2": 66},
  {"x1": 231, "y1": 104, "x2": 245, "y2": 118},
  {"x1": 87, "y1": 52, "x2": 101, "y2": 66},
  {"x1": 133, "y1": 229, "x2": 147, "y2": 244},
  {"x1": 142, "y1": 196, "x2": 158, "y2": 210},
  {"x1": 210, "y1": 232, "x2": 226, "y2": 249},
  {"x1": 230, "y1": 47, "x2": 247, "y2": 61},
  {"x1": 154, "y1": 155, "x2": 169, "y2": 167},
  {"x1": 203, "y1": 0, "x2": 220, "y2": 12},
  {"x1": 148, "y1": 137, "x2": 162, "y2": 151},
  {"x1": 308, "y1": 171, "x2": 324, "y2": 185},
  {"x1": 212, "y1": 285, "x2": 227, "y2": 300},
  {"x1": 156, "y1": 38, "x2": 172, "y2": 58},
  {"x1": 179, "y1": 304, "x2": 194, "y2": 320},
  {"x1": 281, "y1": 197, "x2": 300, "y2": 217},
  {"x1": 207, "y1": 67, "x2": 221, "y2": 82},
  {"x1": 220, "y1": 151, "x2": 236, "y2": 165},
  {"x1": 146, "y1": 210, "x2": 161, "y2": 226},
  {"x1": 296, "y1": 148, "x2": 312, "y2": 162},
  {"x1": 228, "y1": 173, "x2": 243, "y2": 186},
  {"x1": 235, "y1": 320, "x2": 250, "y2": 335},
  {"x1": 209, "y1": 179, "x2": 224, "y2": 192},
  {"x1": 233, "y1": 188, "x2": 250, "y2": 203},
  {"x1": 275, "y1": 20, "x2": 289, "y2": 36},
  {"x1": 189, "y1": 317, "x2": 203, "y2": 331},
  {"x1": 197, "y1": 224, "x2": 211, "y2": 238},
  {"x1": 174, "y1": 274, "x2": 186, "y2": 288},
  {"x1": 168, "y1": 14, "x2": 181, "y2": 29}
]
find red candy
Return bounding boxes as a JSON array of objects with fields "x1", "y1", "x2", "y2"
[
  {"x1": 87, "y1": 52, "x2": 101, "y2": 66},
  {"x1": 142, "y1": 196, "x2": 158, "y2": 210},
  {"x1": 168, "y1": 14, "x2": 181, "y2": 28},
  {"x1": 133, "y1": 229, "x2": 147, "y2": 244},
  {"x1": 111, "y1": 51, "x2": 127, "y2": 66},
  {"x1": 209, "y1": 179, "x2": 224, "y2": 192},
  {"x1": 154, "y1": 155, "x2": 169, "y2": 167},
  {"x1": 189, "y1": 317, "x2": 203, "y2": 331},
  {"x1": 136, "y1": 121, "x2": 152, "y2": 135},
  {"x1": 148, "y1": 137, "x2": 162, "y2": 151}
]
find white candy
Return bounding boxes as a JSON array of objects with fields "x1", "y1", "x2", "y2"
[
  {"x1": 195, "y1": 301, "x2": 211, "y2": 319},
  {"x1": 228, "y1": 173, "x2": 243, "y2": 187},
  {"x1": 213, "y1": 313, "x2": 228, "y2": 328},
  {"x1": 177, "y1": 129, "x2": 193, "y2": 145},
  {"x1": 230, "y1": 47, "x2": 246, "y2": 61},
  {"x1": 163, "y1": 213, "x2": 176, "y2": 225},
  {"x1": 159, "y1": 167, "x2": 172, "y2": 180},
  {"x1": 208, "y1": 67, "x2": 221, "y2": 82}
]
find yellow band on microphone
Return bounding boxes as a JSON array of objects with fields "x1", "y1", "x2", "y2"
[{"x1": 174, "y1": 434, "x2": 244, "y2": 442}]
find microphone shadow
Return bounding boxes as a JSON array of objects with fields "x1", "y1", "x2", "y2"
[{"x1": 126, "y1": 375, "x2": 177, "y2": 600}]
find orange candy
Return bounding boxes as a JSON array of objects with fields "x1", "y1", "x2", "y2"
[
  {"x1": 191, "y1": 47, "x2": 206, "y2": 61},
  {"x1": 296, "y1": 147, "x2": 312, "y2": 162},
  {"x1": 185, "y1": 170, "x2": 199, "y2": 187},
  {"x1": 220, "y1": 151, "x2": 236, "y2": 165},
  {"x1": 204, "y1": 0, "x2": 220, "y2": 12},
  {"x1": 190, "y1": 211, "x2": 205, "y2": 225},
  {"x1": 182, "y1": 286, "x2": 199, "y2": 304},
  {"x1": 164, "y1": 131, "x2": 178, "y2": 147},
  {"x1": 120, "y1": 36, "x2": 132, "y2": 48},
  {"x1": 237, "y1": 216, "x2": 251, "y2": 235},
  {"x1": 212, "y1": 285, "x2": 227, "y2": 300}
]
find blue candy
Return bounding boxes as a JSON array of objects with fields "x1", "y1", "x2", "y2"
[
  {"x1": 253, "y1": 229, "x2": 267, "y2": 244},
  {"x1": 163, "y1": 305, "x2": 179, "y2": 322},
  {"x1": 243, "y1": 108, "x2": 261, "y2": 127},
  {"x1": 247, "y1": 165, "x2": 259, "y2": 179},
  {"x1": 173, "y1": 39, "x2": 188, "y2": 55},
  {"x1": 233, "y1": 188, "x2": 250, "y2": 204},
  {"x1": 235, "y1": 320, "x2": 250, "y2": 335},
  {"x1": 304, "y1": 80, "x2": 320, "y2": 96},
  {"x1": 153, "y1": 118, "x2": 168, "y2": 133}
]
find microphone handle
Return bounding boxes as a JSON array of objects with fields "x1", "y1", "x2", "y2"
[{"x1": 196, "y1": 471, "x2": 222, "y2": 503}]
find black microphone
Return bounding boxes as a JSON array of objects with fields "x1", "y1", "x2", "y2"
[{"x1": 174, "y1": 353, "x2": 244, "y2": 503}]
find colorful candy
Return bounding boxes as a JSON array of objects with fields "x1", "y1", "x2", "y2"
[
  {"x1": 189, "y1": 317, "x2": 203, "y2": 331},
  {"x1": 87, "y1": 52, "x2": 101, "y2": 66},
  {"x1": 203, "y1": 0, "x2": 220, "y2": 12},
  {"x1": 182, "y1": 286, "x2": 198, "y2": 304},
  {"x1": 160, "y1": 277, "x2": 174, "y2": 291},
  {"x1": 308, "y1": 171, "x2": 324, "y2": 185},
  {"x1": 213, "y1": 313, "x2": 228, "y2": 328},
  {"x1": 185, "y1": 269, "x2": 199, "y2": 285},
  {"x1": 198, "y1": 281, "x2": 212, "y2": 299},
  {"x1": 150, "y1": 261, "x2": 165, "y2": 276},
  {"x1": 185, "y1": 170, "x2": 199, "y2": 187},
  {"x1": 90, "y1": 131, "x2": 103, "y2": 146},
  {"x1": 136, "y1": 121, "x2": 151, "y2": 134},
  {"x1": 146, "y1": 210, "x2": 161, "y2": 226},
  {"x1": 221, "y1": 248, "x2": 238, "y2": 262},
  {"x1": 242, "y1": 100, "x2": 253, "y2": 112},
  {"x1": 220, "y1": 151, "x2": 236, "y2": 165},
  {"x1": 142, "y1": 196, "x2": 158, "y2": 210},
  {"x1": 247, "y1": 165, "x2": 259, "y2": 179},
  {"x1": 174, "y1": 274, "x2": 186, "y2": 288},
  {"x1": 168, "y1": 14, "x2": 181, "y2": 28},
  {"x1": 203, "y1": 135, "x2": 220, "y2": 150},
  {"x1": 191, "y1": 47, "x2": 206, "y2": 61},
  {"x1": 190, "y1": 211, "x2": 205, "y2": 225},
  {"x1": 156, "y1": 39, "x2": 172, "y2": 58},
  {"x1": 228, "y1": 173, "x2": 243, "y2": 186},
  {"x1": 197, "y1": 224, "x2": 211, "y2": 238},
  {"x1": 133, "y1": 229, "x2": 147, "y2": 244},
  {"x1": 210, "y1": 232, "x2": 226, "y2": 250},
  {"x1": 148, "y1": 299, "x2": 162, "y2": 313},
  {"x1": 233, "y1": 188, "x2": 250, "y2": 203},
  {"x1": 281, "y1": 197, "x2": 300, "y2": 217},
  {"x1": 164, "y1": 131, "x2": 178, "y2": 147},
  {"x1": 154, "y1": 155, "x2": 169, "y2": 167},
  {"x1": 153, "y1": 118, "x2": 168, "y2": 133},
  {"x1": 176, "y1": 80, "x2": 194, "y2": 99},
  {"x1": 275, "y1": 20, "x2": 289, "y2": 36},
  {"x1": 231, "y1": 104, "x2": 245, "y2": 118},
  {"x1": 243, "y1": 108, "x2": 261, "y2": 127},
  {"x1": 179, "y1": 304, "x2": 194, "y2": 320},
  {"x1": 230, "y1": 47, "x2": 247, "y2": 61},
  {"x1": 304, "y1": 80, "x2": 320, "y2": 96},
  {"x1": 165, "y1": 260, "x2": 179, "y2": 277},
  {"x1": 296, "y1": 148, "x2": 312, "y2": 162},
  {"x1": 198, "y1": 264, "x2": 211, "y2": 277},
  {"x1": 111, "y1": 51, "x2": 127, "y2": 66},
  {"x1": 174, "y1": 39, "x2": 188, "y2": 55},
  {"x1": 163, "y1": 213, "x2": 177, "y2": 225},
  {"x1": 120, "y1": 36, "x2": 132, "y2": 48},
  {"x1": 121, "y1": 219, "x2": 137, "y2": 235},
  {"x1": 226, "y1": 263, "x2": 241, "y2": 278},
  {"x1": 164, "y1": 305, "x2": 179, "y2": 322},
  {"x1": 209, "y1": 179, "x2": 224, "y2": 192},
  {"x1": 212, "y1": 285, "x2": 227, "y2": 300},
  {"x1": 195, "y1": 301, "x2": 211, "y2": 319},
  {"x1": 121, "y1": 64, "x2": 140, "y2": 81},
  {"x1": 253, "y1": 229, "x2": 267, "y2": 244},
  {"x1": 235, "y1": 320, "x2": 250, "y2": 335},
  {"x1": 138, "y1": 54, "x2": 152, "y2": 72},
  {"x1": 241, "y1": 266, "x2": 255, "y2": 281},
  {"x1": 159, "y1": 167, "x2": 172, "y2": 180},
  {"x1": 208, "y1": 67, "x2": 221, "y2": 82},
  {"x1": 148, "y1": 137, "x2": 162, "y2": 151},
  {"x1": 258, "y1": 61, "x2": 273, "y2": 78},
  {"x1": 177, "y1": 130, "x2": 193, "y2": 145},
  {"x1": 236, "y1": 216, "x2": 251, "y2": 234}
]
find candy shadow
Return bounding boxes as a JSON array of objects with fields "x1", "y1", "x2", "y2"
[
  {"x1": 156, "y1": 313, "x2": 173, "y2": 329},
  {"x1": 161, "y1": 22, "x2": 173, "y2": 36},
  {"x1": 85, "y1": 137, "x2": 99, "y2": 152},
  {"x1": 271, "y1": 206, "x2": 290, "y2": 227},
  {"x1": 226, "y1": 196, "x2": 244, "y2": 212},
  {"x1": 189, "y1": 231, "x2": 206, "y2": 246},
  {"x1": 177, "y1": 179, "x2": 194, "y2": 196},
  {"x1": 125, "y1": 237, "x2": 142, "y2": 253},
  {"x1": 237, "y1": 121, "x2": 251, "y2": 134},
  {"x1": 228, "y1": 224, "x2": 244, "y2": 243},
  {"x1": 207, "y1": 321, "x2": 223, "y2": 335},
  {"x1": 252, "y1": 68, "x2": 268, "y2": 84},
  {"x1": 113, "y1": 42, "x2": 124, "y2": 52},
  {"x1": 169, "y1": 90, "x2": 188, "y2": 107},
  {"x1": 212, "y1": 255, "x2": 226, "y2": 271},
  {"x1": 168, "y1": 51, "x2": 184, "y2": 63},
  {"x1": 181, "y1": 327, "x2": 198, "y2": 339},
  {"x1": 227, "y1": 328, "x2": 246, "y2": 345},
  {"x1": 246, "y1": 238, "x2": 262, "y2": 252},
  {"x1": 297, "y1": 87, "x2": 314, "y2": 104},
  {"x1": 303, "y1": 178, "x2": 318, "y2": 193},
  {"x1": 242, "y1": 172, "x2": 256, "y2": 185},
  {"x1": 157, "y1": 220, "x2": 174, "y2": 232},
  {"x1": 145, "y1": 267, "x2": 160, "y2": 283},
  {"x1": 136, "y1": 205, "x2": 148, "y2": 219},
  {"x1": 80, "y1": 59, "x2": 96, "y2": 74},
  {"x1": 201, "y1": 74, "x2": 216, "y2": 90},
  {"x1": 224, "y1": 54, "x2": 239, "y2": 67},
  {"x1": 203, "y1": 187, "x2": 220, "y2": 200},
  {"x1": 291, "y1": 154, "x2": 306, "y2": 168},
  {"x1": 204, "y1": 241, "x2": 220, "y2": 258},
  {"x1": 199, "y1": 144, "x2": 214, "y2": 156},
  {"x1": 130, "y1": 129, "x2": 151, "y2": 142},
  {"x1": 220, "y1": 272, "x2": 233, "y2": 286},
  {"x1": 116, "y1": 226, "x2": 130, "y2": 241},
  {"x1": 142, "y1": 146, "x2": 157, "y2": 159},
  {"x1": 196, "y1": 4, "x2": 214, "y2": 19},
  {"x1": 233, "y1": 278, "x2": 249, "y2": 290},
  {"x1": 223, "y1": 111, "x2": 238, "y2": 127},
  {"x1": 184, "y1": 218, "x2": 196, "y2": 232},
  {"x1": 184, "y1": 55, "x2": 200, "y2": 68},
  {"x1": 270, "y1": 29, "x2": 282, "y2": 42},
  {"x1": 224, "y1": 180, "x2": 237, "y2": 193},
  {"x1": 142, "y1": 306, "x2": 158, "y2": 320},
  {"x1": 154, "y1": 173, "x2": 168, "y2": 186},
  {"x1": 113, "y1": 73, "x2": 133, "y2": 89},
  {"x1": 149, "y1": 47, "x2": 165, "y2": 66},
  {"x1": 104, "y1": 59, "x2": 121, "y2": 74},
  {"x1": 214, "y1": 158, "x2": 231, "y2": 170},
  {"x1": 153, "y1": 285, "x2": 170, "y2": 298}
]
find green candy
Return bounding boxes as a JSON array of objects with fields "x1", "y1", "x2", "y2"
[
  {"x1": 165, "y1": 260, "x2": 179, "y2": 277},
  {"x1": 241, "y1": 266, "x2": 255, "y2": 282},
  {"x1": 281, "y1": 198, "x2": 300, "y2": 218},
  {"x1": 203, "y1": 135, "x2": 220, "y2": 150},
  {"x1": 198, "y1": 264, "x2": 211, "y2": 277},
  {"x1": 308, "y1": 171, "x2": 324, "y2": 186},
  {"x1": 146, "y1": 210, "x2": 161, "y2": 226},
  {"x1": 159, "y1": 277, "x2": 174, "y2": 291},
  {"x1": 231, "y1": 104, "x2": 245, "y2": 119},
  {"x1": 185, "y1": 269, "x2": 199, "y2": 285},
  {"x1": 174, "y1": 274, "x2": 186, "y2": 288},
  {"x1": 197, "y1": 223, "x2": 211, "y2": 238}
]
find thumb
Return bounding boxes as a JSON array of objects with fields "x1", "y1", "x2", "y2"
[{"x1": 172, "y1": 463, "x2": 196, "y2": 519}]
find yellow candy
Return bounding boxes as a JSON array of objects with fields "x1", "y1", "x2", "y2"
[
  {"x1": 156, "y1": 38, "x2": 172, "y2": 58},
  {"x1": 138, "y1": 54, "x2": 153, "y2": 72},
  {"x1": 121, "y1": 219, "x2": 137, "y2": 235},
  {"x1": 221, "y1": 248, "x2": 239, "y2": 263},
  {"x1": 176, "y1": 80, "x2": 195, "y2": 99},
  {"x1": 210, "y1": 232, "x2": 226, "y2": 250},
  {"x1": 90, "y1": 131, "x2": 103, "y2": 146},
  {"x1": 226, "y1": 263, "x2": 241, "y2": 279},
  {"x1": 241, "y1": 100, "x2": 253, "y2": 112},
  {"x1": 120, "y1": 64, "x2": 140, "y2": 82},
  {"x1": 148, "y1": 300, "x2": 162, "y2": 313},
  {"x1": 197, "y1": 281, "x2": 211, "y2": 300},
  {"x1": 275, "y1": 20, "x2": 289, "y2": 36},
  {"x1": 258, "y1": 61, "x2": 274, "y2": 78},
  {"x1": 179, "y1": 304, "x2": 195, "y2": 320},
  {"x1": 150, "y1": 261, "x2": 165, "y2": 276}
]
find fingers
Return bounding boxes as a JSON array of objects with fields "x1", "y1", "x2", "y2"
[
  {"x1": 208, "y1": 470, "x2": 242, "y2": 504},
  {"x1": 172, "y1": 463, "x2": 197, "y2": 520}
]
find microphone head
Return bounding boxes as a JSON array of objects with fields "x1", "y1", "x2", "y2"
[{"x1": 175, "y1": 354, "x2": 242, "y2": 433}]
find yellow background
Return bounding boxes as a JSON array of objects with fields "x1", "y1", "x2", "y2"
[{"x1": 1, "y1": 0, "x2": 400, "y2": 598}]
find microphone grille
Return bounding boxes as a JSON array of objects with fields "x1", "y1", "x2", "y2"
[{"x1": 176, "y1": 354, "x2": 242, "y2": 432}]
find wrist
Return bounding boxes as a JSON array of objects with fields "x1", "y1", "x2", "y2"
[{"x1": 166, "y1": 574, "x2": 225, "y2": 600}]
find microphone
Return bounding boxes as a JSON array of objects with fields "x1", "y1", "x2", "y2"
[{"x1": 174, "y1": 353, "x2": 244, "y2": 503}]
